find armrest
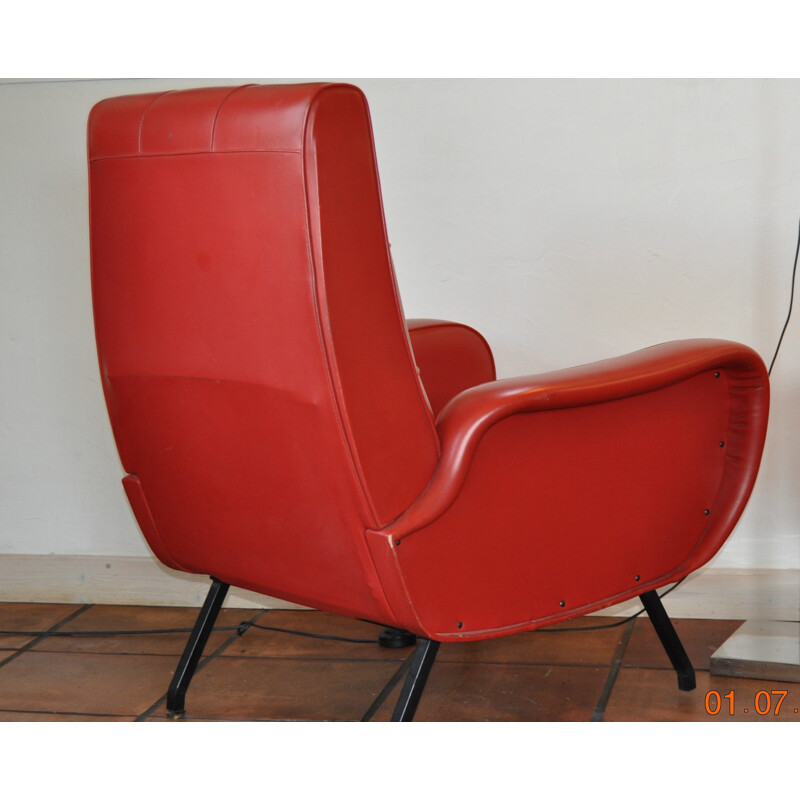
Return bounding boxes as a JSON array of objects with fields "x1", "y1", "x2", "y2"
[
  {"x1": 386, "y1": 339, "x2": 769, "y2": 540},
  {"x1": 406, "y1": 319, "x2": 496, "y2": 418}
]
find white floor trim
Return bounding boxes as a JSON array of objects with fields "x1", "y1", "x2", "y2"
[
  {"x1": 0, "y1": 554, "x2": 797, "y2": 620},
  {"x1": 596, "y1": 568, "x2": 800, "y2": 622},
  {"x1": 0, "y1": 555, "x2": 301, "y2": 610}
]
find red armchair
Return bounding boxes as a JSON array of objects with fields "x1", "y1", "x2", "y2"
[{"x1": 87, "y1": 83, "x2": 769, "y2": 720}]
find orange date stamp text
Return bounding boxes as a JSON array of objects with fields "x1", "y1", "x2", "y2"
[{"x1": 704, "y1": 689, "x2": 798, "y2": 716}]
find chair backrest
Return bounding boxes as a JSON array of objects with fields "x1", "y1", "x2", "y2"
[{"x1": 88, "y1": 83, "x2": 439, "y2": 619}]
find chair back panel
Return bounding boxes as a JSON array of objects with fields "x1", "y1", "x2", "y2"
[
  {"x1": 88, "y1": 84, "x2": 437, "y2": 619},
  {"x1": 303, "y1": 86, "x2": 440, "y2": 520}
]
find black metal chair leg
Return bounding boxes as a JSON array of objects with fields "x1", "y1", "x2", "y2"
[
  {"x1": 167, "y1": 577, "x2": 230, "y2": 717},
  {"x1": 391, "y1": 638, "x2": 440, "y2": 721},
  {"x1": 640, "y1": 589, "x2": 696, "y2": 691}
]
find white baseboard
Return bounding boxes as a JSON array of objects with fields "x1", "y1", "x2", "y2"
[
  {"x1": 597, "y1": 568, "x2": 799, "y2": 621},
  {"x1": 0, "y1": 555, "x2": 301, "y2": 610},
  {"x1": 0, "y1": 554, "x2": 797, "y2": 621}
]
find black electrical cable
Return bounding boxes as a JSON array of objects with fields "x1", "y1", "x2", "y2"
[
  {"x1": 237, "y1": 620, "x2": 377, "y2": 644},
  {"x1": 0, "y1": 622, "x2": 378, "y2": 644},
  {"x1": 0, "y1": 625, "x2": 241, "y2": 637},
  {"x1": 0, "y1": 615, "x2": 381, "y2": 643},
  {"x1": 536, "y1": 578, "x2": 685, "y2": 633},
  {"x1": 768, "y1": 215, "x2": 800, "y2": 376}
]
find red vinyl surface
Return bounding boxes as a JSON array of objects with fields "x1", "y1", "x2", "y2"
[
  {"x1": 406, "y1": 319, "x2": 496, "y2": 418},
  {"x1": 88, "y1": 83, "x2": 770, "y2": 640}
]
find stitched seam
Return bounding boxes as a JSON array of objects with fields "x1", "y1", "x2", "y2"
[
  {"x1": 210, "y1": 84, "x2": 255, "y2": 152},
  {"x1": 384, "y1": 537, "x2": 426, "y2": 633},
  {"x1": 138, "y1": 91, "x2": 173, "y2": 155},
  {"x1": 89, "y1": 148, "x2": 303, "y2": 163},
  {"x1": 123, "y1": 474, "x2": 185, "y2": 573}
]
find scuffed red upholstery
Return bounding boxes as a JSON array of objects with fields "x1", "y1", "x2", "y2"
[{"x1": 88, "y1": 83, "x2": 769, "y2": 642}]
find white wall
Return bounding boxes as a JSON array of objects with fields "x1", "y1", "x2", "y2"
[{"x1": 2, "y1": 78, "x2": 798, "y2": 572}]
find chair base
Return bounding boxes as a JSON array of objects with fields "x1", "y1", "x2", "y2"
[
  {"x1": 165, "y1": 578, "x2": 696, "y2": 720},
  {"x1": 378, "y1": 627, "x2": 418, "y2": 648}
]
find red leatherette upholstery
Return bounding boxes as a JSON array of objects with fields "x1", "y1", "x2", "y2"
[
  {"x1": 89, "y1": 83, "x2": 769, "y2": 641},
  {"x1": 89, "y1": 84, "x2": 438, "y2": 623},
  {"x1": 366, "y1": 340, "x2": 768, "y2": 638}
]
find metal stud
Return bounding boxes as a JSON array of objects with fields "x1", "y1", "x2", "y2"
[{"x1": 559, "y1": 600, "x2": 566, "y2": 608}]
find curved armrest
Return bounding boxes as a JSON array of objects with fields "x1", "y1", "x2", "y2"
[
  {"x1": 387, "y1": 339, "x2": 769, "y2": 540},
  {"x1": 406, "y1": 319, "x2": 496, "y2": 418}
]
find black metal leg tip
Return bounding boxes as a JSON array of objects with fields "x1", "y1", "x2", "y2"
[
  {"x1": 678, "y1": 673, "x2": 696, "y2": 692},
  {"x1": 166, "y1": 708, "x2": 186, "y2": 720}
]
